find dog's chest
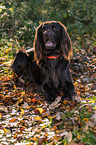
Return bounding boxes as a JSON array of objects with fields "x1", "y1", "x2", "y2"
[
  {"x1": 47, "y1": 59, "x2": 61, "y2": 89},
  {"x1": 52, "y1": 69, "x2": 59, "y2": 89}
]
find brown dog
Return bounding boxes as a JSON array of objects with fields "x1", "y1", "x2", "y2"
[
  {"x1": 12, "y1": 49, "x2": 33, "y2": 81},
  {"x1": 13, "y1": 21, "x2": 75, "y2": 102},
  {"x1": 33, "y1": 21, "x2": 75, "y2": 102},
  {"x1": 12, "y1": 49, "x2": 42, "y2": 85}
]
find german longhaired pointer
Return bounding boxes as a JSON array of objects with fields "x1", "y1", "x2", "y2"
[{"x1": 12, "y1": 21, "x2": 75, "y2": 102}]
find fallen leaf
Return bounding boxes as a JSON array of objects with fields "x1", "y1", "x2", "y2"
[
  {"x1": 16, "y1": 99, "x2": 23, "y2": 106},
  {"x1": 32, "y1": 98, "x2": 37, "y2": 103},
  {"x1": 0, "y1": 113, "x2": 2, "y2": 119},
  {"x1": 49, "y1": 96, "x2": 61, "y2": 109},
  {"x1": 41, "y1": 111, "x2": 50, "y2": 117},
  {"x1": 41, "y1": 125, "x2": 46, "y2": 130},
  {"x1": 60, "y1": 131, "x2": 72, "y2": 142},
  {"x1": 77, "y1": 134, "x2": 81, "y2": 140},
  {"x1": 0, "y1": 106, "x2": 8, "y2": 113},
  {"x1": 21, "y1": 108, "x2": 24, "y2": 115},
  {"x1": 9, "y1": 118, "x2": 17, "y2": 122},
  {"x1": 23, "y1": 102, "x2": 29, "y2": 108},
  {"x1": 34, "y1": 108, "x2": 39, "y2": 115},
  {"x1": 52, "y1": 126, "x2": 57, "y2": 131},
  {"x1": 23, "y1": 96, "x2": 31, "y2": 102},
  {"x1": 3, "y1": 59, "x2": 13, "y2": 66},
  {"x1": 76, "y1": 36, "x2": 81, "y2": 40},
  {"x1": 4, "y1": 128, "x2": 10, "y2": 134},
  {"x1": 33, "y1": 136, "x2": 37, "y2": 141},
  {"x1": 56, "y1": 112, "x2": 62, "y2": 120},
  {"x1": 13, "y1": 134, "x2": 17, "y2": 139},
  {"x1": 34, "y1": 116, "x2": 41, "y2": 121},
  {"x1": 53, "y1": 134, "x2": 61, "y2": 141},
  {"x1": 37, "y1": 108, "x2": 43, "y2": 114}
]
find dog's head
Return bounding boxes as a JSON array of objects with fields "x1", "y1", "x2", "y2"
[{"x1": 34, "y1": 21, "x2": 72, "y2": 61}]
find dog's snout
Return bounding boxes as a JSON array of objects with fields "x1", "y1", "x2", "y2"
[{"x1": 43, "y1": 31, "x2": 51, "y2": 36}]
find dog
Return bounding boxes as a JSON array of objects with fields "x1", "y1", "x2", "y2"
[
  {"x1": 12, "y1": 49, "x2": 33, "y2": 81},
  {"x1": 12, "y1": 49, "x2": 42, "y2": 85},
  {"x1": 12, "y1": 21, "x2": 75, "y2": 102},
  {"x1": 33, "y1": 21, "x2": 75, "y2": 102}
]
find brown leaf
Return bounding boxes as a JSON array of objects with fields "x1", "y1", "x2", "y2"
[
  {"x1": 38, "y1": 137, "x2": 47, "y2": 145},
  {"x1": 13, "y1": 134, "x2": 17, "y2": 139},
  {"x1": 23, "y1": 96, "x2": 31, "y2": 102},
  {"x1": 32, "y1": 98, "x2": 37, "y2": 103},
  {"x1": 9, "y1": 118, "x2": 17, "y2": 122},
  {"x1": 52, "y1": 126, "x2": 57, "y2": 131},
  {"x1": 34, "y1": 108, "x2": 39, "y2": 115},
  {"x1": 54, "y1": 121, "x2": 63, "y2": 127},
  {"x1": 41, "y1": 111, "x2": 50, "y2": 117},
  {"x1": 69, "y1": 143, "x2": 84, "y2": 145},
  {"x1": 20, "y1": 127, "x2": 25, "y2": 132}
]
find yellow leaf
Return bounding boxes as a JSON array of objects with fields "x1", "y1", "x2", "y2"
[
  {"x1": 83, "y1": 118, "x2": 89, "y2": 123},
  {"x1": 0, "y1": 113, "x2": 2, "y2": 119},
  {"x1": 21, "y1": 108, "x2": 24, "y2": 115},
  {"x1": 16, "y1": 99, "x2": 23, "y2": 106},
  {"x1": 5, "y1": 48, "x2": 11, "y2": 53},
  {"x1": 41, "y1": 125, "x2": 46, "y2": 130},
  {"x1": 64, "y1": 15, "x2": 67, "y2": 18},
  {"x1": 5, "y1": 95, "x2": 10, "y2": 98},
  {"x1": 86, "y1": 41, "x2": 90, "y2": 45},
  {"x1": 9, "y1": 7, "x2": 14, "y2": 13},
  {"x1": 13, "y1": 84, "x2": 16, "y2": 89},
  {"x1": 33, "y1": 136, "x2": 37, "y2": 141},
  {"x1": 77, "y1": 134, "x2": 81, "y2": 140},
  {"x1": 39, "y1": 21, "x2": 42, "y2": 24},
  {"x1": 34, "y1": 116, "x2": 41, "y2": 121},
  {"x1": 76, "y1": 36, "x2": 81, "y2": 40},
  {"x1": 37, "y1": 108, "x2": 43, "y2": 114},
  {"x1": 95, "y1": 106, "x2": 96, "y2": 111},
  {"x1": 4, "y1": 128, "x2": 10, "y2": 134},
  {"x1": 18, "y1": 98, "x2": 23, "y2": 103},
  {"x1": 21, "y1": 91, "x2": 25, "y2": 96},
  {"x1": 0, "y1": 8, "x2": 2, "y2": 13},
  {"x1": 74, "y1": 81, "x2": 78, "y2": 86},
  {"x1": 53, "y1": 134, "x2": 61, "y2": 141}
]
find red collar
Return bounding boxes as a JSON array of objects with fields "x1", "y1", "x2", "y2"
[{"x1": 47, "y1": 55, "x2": 60, "y2": 59}]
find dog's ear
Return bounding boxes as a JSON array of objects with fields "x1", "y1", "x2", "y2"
[
  {"x1": 59, "y1": 22, "x2": 72, "y2": 60},
  {"x1": 34, "y1": 24, "x2": 43, "y2": 61}
]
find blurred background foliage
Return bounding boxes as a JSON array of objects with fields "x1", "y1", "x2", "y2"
[{"x1": 0, "y1": 0, "x2": 96, "y2": 49}]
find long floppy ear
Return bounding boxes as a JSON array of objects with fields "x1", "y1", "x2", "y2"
[
  {"x1": 33, "y1": 24, "x2": 43, "y2": 61},
  {"x1": 60, "y1": 22, "x2": 72, "y2": 60}
]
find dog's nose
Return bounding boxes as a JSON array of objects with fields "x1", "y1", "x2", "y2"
[{"x1": 43, "y1": 31, "x2": 51, "y2": 36}]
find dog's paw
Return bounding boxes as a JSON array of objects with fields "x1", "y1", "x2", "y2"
[{"x1": 46, "y1": 93, "x2": 57, "y2": 102}]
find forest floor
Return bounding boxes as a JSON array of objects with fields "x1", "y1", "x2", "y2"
[{"x1": 0, "y1": 34, "x2": 96, "y2": 145}]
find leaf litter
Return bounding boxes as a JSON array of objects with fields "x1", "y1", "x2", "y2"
[{"x1": 0, "y1": 34, "x2": 96, "y2": 144}]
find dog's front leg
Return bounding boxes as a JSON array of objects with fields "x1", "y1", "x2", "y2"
[
  {"x1": 42, "y1": 83, "x2": 57, "y2": 102},
  {"x1": 62, "y1": 67, "x2": 76, "y2": 101},
  {"x1": 62, "y1": 81, "x2": 75, "y2": 100}
]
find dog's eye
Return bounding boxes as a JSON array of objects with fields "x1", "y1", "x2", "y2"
[
  {"x1": 42, "y1": 26, "x2": 45, "y2": 31},
  {"x1": 52, "y1": 25, "x2": 56, "y2": 31}
]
